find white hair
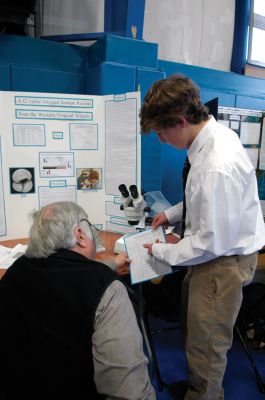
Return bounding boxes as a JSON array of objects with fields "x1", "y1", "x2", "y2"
[{"x1": 26, "y1": 201, "x2": 93, "y2": 258}]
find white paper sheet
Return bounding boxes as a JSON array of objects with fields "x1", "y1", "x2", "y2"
[
  {"x1": 240, "y1": 122, "x2": 261, "y2": 145},
  {"x1": 259, "y1": 118, "x2": 265, "y2": 170},
  {"x1": 124, "y1": 227, "x2": 172, "y2": 284},
  {"x1": 245, "y1": 147, "x2": 259, "y2": 169},
  {"x1": 0, "y1": 137, "x2": 6, "y2": 236},
  {"x1": 39, "y1": 185, "x2": 76, "y2": 208},
  {"x1": 105, "y1": 98, "x2": 137, "y2": 195},
  {"x1": 0, "y1": 244, "x2": 11, "y2": 258},
  {"x1": 0, "y1": 244, "x2": 27, "y2": 269},
  {"x1": 13, "y1": 124, "x2": 45, "y2": 146}
]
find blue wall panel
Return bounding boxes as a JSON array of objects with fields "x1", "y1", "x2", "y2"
[
  {"x1": 0, "y1": 63, "x2": 11, "y2": 90},
  {"x1": 136, "y1": 67, "x2": 165, "y2": 192},
  {"x1": 161, "y1": 145, "x2": 186, "y2": 205},
  {"x1": 86, "y1": 62, "x2": 136, "y2": 95},
  {"x1": 236, "y1": 95, "x2": 265, "y2": 110},
  {"x1": 200, "y1": 89, "x2": 236, "y2": 108},
  {"x1": 158, "y1": 60, "x2": 265, "y2": 99},
  {"x1": 11, "y1": 66, "x2": 85, "y2": 94}
]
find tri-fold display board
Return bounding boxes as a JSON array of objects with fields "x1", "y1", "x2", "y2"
[
  {"x1": 1, "y1": 91, "x2": 265, "y2": 241},
  {"x1": 0, "y1": 90, "x2": 141, "y2": 239}
]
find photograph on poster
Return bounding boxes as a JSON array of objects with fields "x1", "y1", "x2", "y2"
[
  {"x1": 77, "y1": 168, "x2": 102, "y2": 190},
  {"x1": 9, "y1": 167, "x2": 35, "y2": 194}
]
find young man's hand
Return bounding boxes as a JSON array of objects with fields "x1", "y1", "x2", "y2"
[
  {"x1": 152, "y1": 212, "x2": 169, "y2": 230},
  {"x1": 143, "y1": 239, "x2": 163, "y2": 256},
  {"x1": 143, "y1": 243, "x2": 153, "y2": 256}
]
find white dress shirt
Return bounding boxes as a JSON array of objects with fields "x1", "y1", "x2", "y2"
[
  {"x1": 152, "y1": 116, "x2": 265, "y2": 266},
  {"x1": 92, "y1": 280, "x2": 155, "y2": 400}
]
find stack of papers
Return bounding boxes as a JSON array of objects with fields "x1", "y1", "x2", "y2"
[
  {"x1": 0, "y1": 244, "x2": 27, "y2": 269},
  {"x1": 123, "y1": 226, "x2": 172, "y2": 284},
  {"x1": 0, "y1": 244, "x2": 12, "y2": 259}
]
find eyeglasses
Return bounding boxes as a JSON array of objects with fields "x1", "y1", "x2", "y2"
[
  {"x1": 79, "y1": 218, "x2": 103, "y2": 251},
  {"x1": 80, "y1": 218, "x2": 100, "y2": 233}
]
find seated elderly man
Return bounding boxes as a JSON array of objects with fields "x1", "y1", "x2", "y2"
[{"x1": 0, "y1": 201, "x2": 155, "y2": 400}]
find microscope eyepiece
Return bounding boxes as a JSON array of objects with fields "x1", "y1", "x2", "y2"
[
  {"x1": 129, "y1": 185, "x2": 139, "y2": 199},
  {"x1": 118, "y1": 184, "x2": 130, "y2": 198}
]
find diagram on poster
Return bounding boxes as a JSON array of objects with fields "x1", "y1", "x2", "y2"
[
  {"x1": 69, "y1": 123, "x2": 98, "y2": 150},
  {"x1": 39, "y1": 152, "x2": 74, "y2": 177}
]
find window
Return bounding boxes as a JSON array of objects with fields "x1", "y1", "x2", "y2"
[{"x1": 248, "y1": 0, "x2": 265, "y2": 66}]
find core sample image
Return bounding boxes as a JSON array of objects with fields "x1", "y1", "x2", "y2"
[{"x1": 10, "y1": 167, "x2": 35, "y2": 194}]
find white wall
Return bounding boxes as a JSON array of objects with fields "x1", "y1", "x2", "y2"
[
  {"x1": 42, "y1": 0, "x2": 105, "y2": 36},
  {"x1": 143, "y1": 0, "x2": 235, "y2": 72},
  {"x1": 42, "y1": 0, "x2": 235, "y2": 72}
]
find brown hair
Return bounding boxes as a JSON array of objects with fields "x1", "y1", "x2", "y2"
[{"x1": 140, "y1": 74, "x2": 209, "y2": 134}]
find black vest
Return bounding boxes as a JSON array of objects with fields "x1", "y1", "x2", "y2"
[{"x1": 0, "y1": 248, "x2": 118, "y2": 400}]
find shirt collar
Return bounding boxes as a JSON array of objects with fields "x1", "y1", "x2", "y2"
[{"x1": 187, "y1": 116, "x2": 217, "y2": 164}]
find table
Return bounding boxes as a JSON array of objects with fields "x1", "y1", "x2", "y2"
[{"x1": 1, "y1": 233, "x2": 265, "y2": 280}]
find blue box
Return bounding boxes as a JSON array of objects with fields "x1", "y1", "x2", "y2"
[
  {"x1": 0, "y1": 34, "x2": 87, "y2": 72},
  {"x1": 86, "y1": 61, "x2": 136, "y2": 95},
  {"x1": 11, "y1": 65, "x2": 85, "y2": 94},
  {"x1": 89, "y1": 35, "x2": 158, "y2": 69}
]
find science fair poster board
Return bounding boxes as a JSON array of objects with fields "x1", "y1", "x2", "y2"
[
  {"x1": 0, "y1": 91, "x2": 141, "y2": 239},
  {"x1": 218, "y1": 106, "x2": 263, "y2": 170},
  {"x1": 218, "y1": 106, "x2": 265, "y2": 216}
]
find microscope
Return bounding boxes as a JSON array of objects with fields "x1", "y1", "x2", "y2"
[{"x1": 114, "y1": 184, "x2": 152, "y2": 253}]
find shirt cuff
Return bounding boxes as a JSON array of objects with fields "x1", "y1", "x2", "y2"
[
  {"x1": 165, "y1": 203, "x2": 183, "y2": 224},
  {"x1": 152, "y1": 242, "x2": 169, "y2": 262}
]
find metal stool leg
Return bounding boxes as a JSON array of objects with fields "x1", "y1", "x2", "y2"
[
  {"x1": 235, "y1": 325, "x2": 265, "y2": 393},
  {"x1": 137, "y1": 283, "x2": 166, "y2": 391}
]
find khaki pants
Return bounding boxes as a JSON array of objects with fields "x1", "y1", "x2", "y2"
[{"x1": 182, "y1": 253, "x2": 257, "y2": 400}]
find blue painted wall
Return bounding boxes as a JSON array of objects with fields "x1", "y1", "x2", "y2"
[{"x1": 1, "y1": 34, "x2": 265, "y2": 205}]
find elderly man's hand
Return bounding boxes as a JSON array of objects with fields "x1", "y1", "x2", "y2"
[{"x1": 114, "y1": 252, "x2": 131, "y2": 275}]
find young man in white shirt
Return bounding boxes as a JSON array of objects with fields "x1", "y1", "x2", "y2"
[{"x1": 140, "y1": 74, "x2": 265, "y2": 400}]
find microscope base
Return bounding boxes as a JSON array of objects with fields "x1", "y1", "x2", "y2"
[{"x1": 114, "y1": 236, "x2": 126, "y2": 254}]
